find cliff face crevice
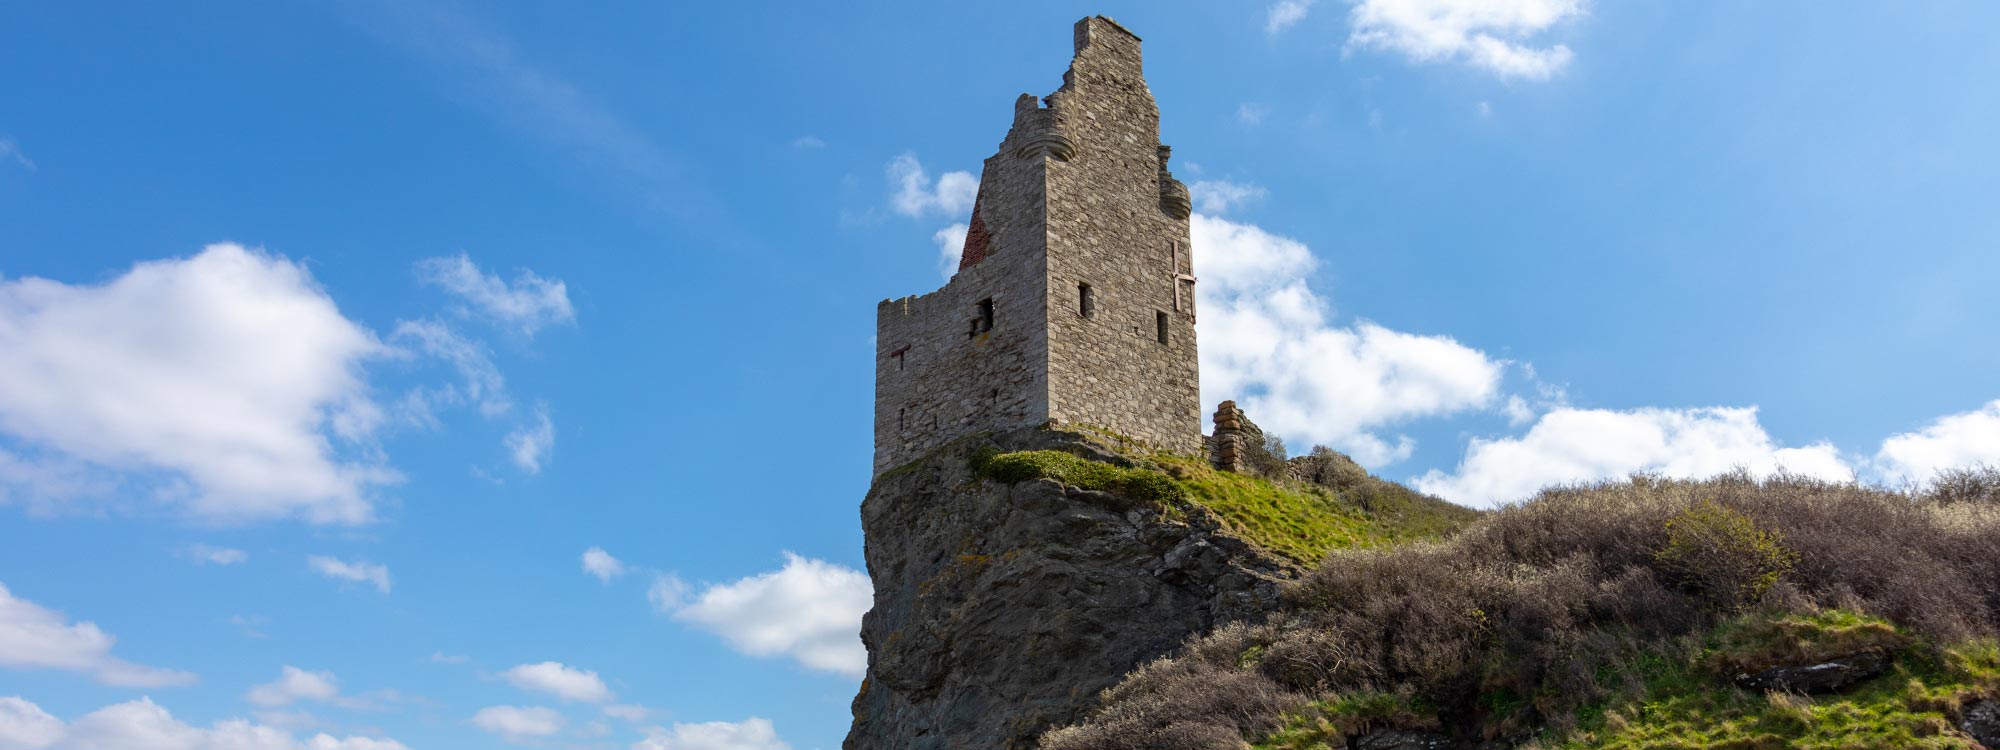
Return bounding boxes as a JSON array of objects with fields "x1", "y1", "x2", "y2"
[{"x1": 844, "y1": 429, "x2": 1292, "y2": 750}]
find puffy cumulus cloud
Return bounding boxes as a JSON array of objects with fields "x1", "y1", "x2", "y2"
[
  {"x1": 931, "y1": 223, "x2": 969, "y2": 281},
  {"x1": 1192, "y1": 214, "x2": 1504, "y2": 466},
  {"x1": 504, "y1": 404, "x2": 555, "y2": 474},
  {"x1": 501, "y1": 661, "x2": 613, "y2": 703},
  {"x1": 582, "y1": 547, "x2": 626, "y2": 582},
  {"x1": 470, "y1": 705, "x2": 565, "y2": 742},
  {"x1": 633, "y1": 717, "x2": 788, "y2": 750},
  {"x1": 887, "y1": 154, "x2": 976, "y2": 219},
  {"x1": 0, "y1": 696, "x2": 403, "y2": 750},
  {"x1": 1876, "y1": 400, "x2": 2000, "y2": 482},
  {"x1": 1345, "y1": 0, "x2": 1587, "y2": 80},
  {"x1": 0, "y1": 244, "x2": 396, "y2": 524},
  {"x1": 415, "y1": 253, "x2": 575, "y2": 336},
  {"x1": 665, "y1": 554, "x2": 871, "y2": 677},
  {"x1": 1413, "y1": 406, "x2": 1855, "y2": 507},
  {"x1": 246, "y1": 666, "x2": 340, "y2": 707},
  {"x1": 307, "y1": 556, "x2": 391, "y2": 594},
  {"x1": 1266, "y1": 0, "x2": 1315, "y2": 33},
  {"x1": 1187, "y1": 180, "x2": 1267, "y2": 215},
  {"x1": 0, "y1": 582, "x2": 194, "y2": 688},
  {"x1": 0, "y1": 696, "x2": 64, "y2": 748}
]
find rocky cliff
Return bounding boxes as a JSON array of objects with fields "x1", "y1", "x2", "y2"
[{"x1": 843, "y1": 428, "x2": 1294, "y2": 750}]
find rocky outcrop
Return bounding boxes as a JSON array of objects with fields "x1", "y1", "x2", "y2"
[
  {"x1": 1962, "y1": 700, "x2": 2000, "y2": 748},
  {"x1": 1731, "y1": 650, "x2": 1891, "y2": 694},
  {"x1": 844, "y1": 428, "x2": 1292, "y2": 750}
]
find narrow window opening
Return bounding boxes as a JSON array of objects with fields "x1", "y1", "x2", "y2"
[
  {"x1": 970, "y1": 298, "x2": 995, "y2": 338},
  {"x1": 898, "y1": 407, "x2": 907, "y2": 431},
  {"x1": 890, "y1": 346, "x2": 908, "y2": 371},
  {"x1": 1156, "y1": 311, "x2": 1170, "y2": 344},
  {"x1": 1078, "y1": 283, "x2": 1095, "y2": 318}
]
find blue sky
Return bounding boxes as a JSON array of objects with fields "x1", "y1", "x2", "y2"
[{"x1": 2, "y1": 1, "x2": 1998, "y2": 748}]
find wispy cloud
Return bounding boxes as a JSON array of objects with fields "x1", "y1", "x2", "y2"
[
  {"x1": 416, "y1": 254, "x2": 575, "y2": 336},
  {"x1": 336, "y1": 2, "x2": 713, "y2": 219},
  {"x1": 504, "y1": 404, "x2": 555, "y2": 474},
  {"x1": 0, "y1": 137, "x2": 33, "y2": 170},
  {"x1": 1266, "y1": 0, "x2": 1316, "y2": 34},
  {"x1": 307, "y1": 556, "x2": 392, "y2": 594}
]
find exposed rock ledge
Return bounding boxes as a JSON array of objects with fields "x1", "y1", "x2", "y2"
[{"x1": 844, "y1": 428, "x2": 1293, "y2": 750}]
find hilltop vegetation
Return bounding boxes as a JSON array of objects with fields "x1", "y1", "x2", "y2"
[
  {"x1": 1040, "y1": 468, "x2": 2000, "y2": 750},
  {"x1": 973, "y1": 439, "x2": 1478, "y2": 566}
]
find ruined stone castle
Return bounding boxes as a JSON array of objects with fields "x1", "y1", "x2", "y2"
[{"x1": 874, "y1": 16, "x2": 1202, "y2": 473}]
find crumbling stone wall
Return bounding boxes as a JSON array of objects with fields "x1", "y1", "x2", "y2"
[{"x1": 873, "y1": 16, "x2": 1202, "y2": 473}]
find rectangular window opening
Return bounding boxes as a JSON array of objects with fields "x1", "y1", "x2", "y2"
[
  {"x1": 1078, "y1": 283, "x2": 1095, "y2": 318},
  {"x1": 969, "y1": 298, "x2": 994, "y2": 338},
  {"x1": 1156, "y1": 311, "x2": 1170, "y2": 344}
]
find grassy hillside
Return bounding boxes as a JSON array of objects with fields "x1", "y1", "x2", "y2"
[
  {"x1": 972, "y1": 442, "x2": 1477, "y2": 566},
  {"x1": 1042, "y1": 469, "x2": 2000, "y2": 750}
]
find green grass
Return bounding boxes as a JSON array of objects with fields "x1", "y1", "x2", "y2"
[
  {"x1": 1152, "y1": 454, "x2": 1476, "y2": 565},
  {"x1": 971, "y1": 445, "x2": 1476, "y2": 566},
  {"x1": 1550, "y1": 612, "x2": 2000, "y2": 750},
  {"x1": 1254, "y1": 690, "x2": 1438, "y2": 750},
  {"x1": 973, "y1": 450, "x2": 1183, "y2": 506}
]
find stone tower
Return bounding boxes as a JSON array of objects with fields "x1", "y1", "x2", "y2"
[{"x1": 873, "y1": 16, "x2": 1201, "y2": 473}]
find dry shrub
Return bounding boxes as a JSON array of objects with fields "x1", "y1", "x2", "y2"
[
  {"x1": 1044, "y1": 473, "x2": 2000, "y2": 750},
  {"x1": 1926, "y1": 466, "x2": 2000, "y2": 505},
  {"x1": 1654, "y1": 500, "x2": 1797, "y2": 610}
]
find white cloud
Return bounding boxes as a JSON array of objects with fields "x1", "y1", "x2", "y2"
[
  {"x1": 0, "y1": 582, "x2": 194, "y2": 688},
  {"x1": 1187, "y1": 180, "x2": 1268, "y2": 215},
  {"x1": 504, "y1": 404, "x2": 555, "y2": 474},
  {"x1": 582, "y1": 547, "x2": 626, "y2": 582},
  {"x1": 501, "y1": 661, "x2": 613, "y2": 703},
  {"x1": 1193, "y1": 214, "x2": 1504, "y2": 466},
  {"x1": 887, "y1": 154, "x2": 976, "y2": 219},
  {"x1": 633, "y1": 718, "x2": 788, "y2": 750},
  {"x1": 0, "y1": 696, "x2": 403, "y2": 750},
  {"x1": 415, "y1": 254, "x2": 575, "y2": 336},
  {"x1": 646, "y1": 574, "x2": 689, "y2": 612},
  {"x1": 1876, "y1": 399, "x2": 2000, "y2": 481},
  {"x1": 0, "y1": 696, "x2": 64, "y2": 749},
  {"x1": 307, "y1": 556, "x2": 391, "y2": 594},
  {"x1": 0, "y1": 244, "x2": 396, "y2": 524},
  {"x1": 790, "y1": 135, "x2": 826, "y2": 149},
  {"x1": 430, "y1": 651, "x2": 470, "y2": 665},
  {"x1": 0, "y1": 137, "x2": 32, "y2": 170},
  {"x1": 1413, "y1": 406, "x2": 1856, "y2": 507},
  {"x1": 1236, "y1": 103, "x2": 1269, "y2": 126},
  {"x1": 603, "y1": 704, "x2": 650, "y2": 722},
  {"x1": 1266, "y1": 0, "x2": 1315, "y2": 33},
  {"x1": 470, "y1": 705, "x2": 565, "y2": 742},
  {"x1": 246, "y1": 666, "x2": 340, "y2": 707},
  {"x1": 931, "y1": 223, "x2": 969, "y2": 281},
  {"x1": 187, "y1": 544, "x2": 249, "y2": 566},
  {"x1": 389, "y1": 319, "x2": 512, "y2": 417},
  {"x1": 1345, "y1": 0, "x2": 1587, "y2": 80},
  {"x1": 665, "y1": 553, "x2": 871, "y2": 677}
]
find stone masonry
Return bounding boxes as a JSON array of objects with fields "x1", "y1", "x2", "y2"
[{"x1": 874, "y1": 17, "x2": 1202, "y2": 474}]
